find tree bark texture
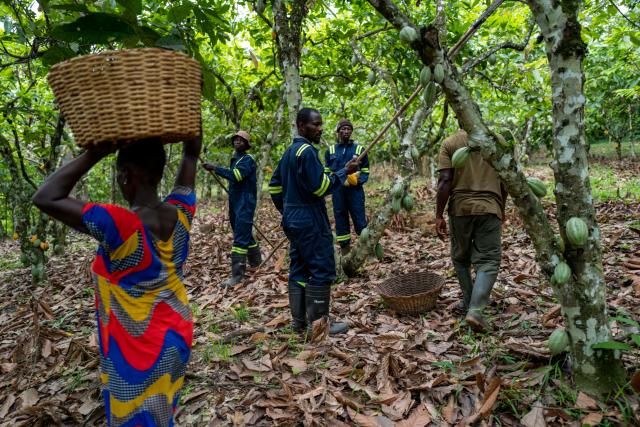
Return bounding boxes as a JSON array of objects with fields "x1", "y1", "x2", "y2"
[
  {"x1": 272, "y1": 0, "x2": 309, "y2": 138},
  {"x1": 526, "y1": 0, "x2": 626, "y2": 393},
  {"x1": 255, "y1": 95, "x2": 286, "y2": 219}
]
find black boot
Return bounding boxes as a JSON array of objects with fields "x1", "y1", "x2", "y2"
[
  {"x1": 454, "y1": 265, "x2": 473, "y2": 311},
  {"x1": 305, "y1": 283, "x2": 349, "y2": 336},
  {"x1": 247, "y1": 245, "x2": 262, "y2": 268},
  {"x1": 221, "y1": 253, "x2": 246, "y2": 288},
  {"x1": 465, "y1": 271, "x2": 498, "y2": 332},
  {"x1": 340, "y1": 244, "x2": 351, "y2": 256},
  {"x1": 288, "y1": 282, "x2": 306, "y2": 334}
]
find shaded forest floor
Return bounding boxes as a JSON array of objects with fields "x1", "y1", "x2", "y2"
[{"x1": 0, "y1": 159, "x2": 639, "y2": 426}]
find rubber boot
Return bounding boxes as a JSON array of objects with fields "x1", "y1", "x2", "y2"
[
  {"x1": 220, "y1": 253, "x2": 246, "y2": 288},
  {"x1": 465, "y1": 270, "x2": 498, "y2": 332},
  {"x1": 288, "y1": 282, "x2": 306, "y2": 334},
  {"x1": 305, "y1": 283, "x2": 349, "y2": 336},
  {"x1": 454, "y1": 265, "x2": 473, "y2": 311},
  {"x1": 247, "y1": 245, "x2": 262, "y2": 268},
  {"x1": 340, "y1": 244, "x2": 351, "y2": 256}
]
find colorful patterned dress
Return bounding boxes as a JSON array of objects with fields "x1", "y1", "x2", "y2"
[{"x1": 81, "y1": 186, "x2": 196, "y2": 427}]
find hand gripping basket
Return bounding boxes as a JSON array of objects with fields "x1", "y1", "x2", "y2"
[
  {"x1": 47, "y1": 48, "x2": 202, "y2": 147},
  {"x1": 376, "y1": 271, "x2": 445, "y2": 315}
]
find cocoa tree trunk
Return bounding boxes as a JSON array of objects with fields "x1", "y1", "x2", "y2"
[
  {"x1": 341, "y1": 106, "x2": 428, "y2": 276},
  {"x1": 527, "y1": 0, "x2": 626, "y2": 393},
  {"x1": 272, "y1": 0, "x2": 309, "y2": 137},
  {"x1": 0, "y1": 134, "x2": 46, "y2": 283},
  {"x1": 255, "y1": 95, "x2": 286, "y2": 218}
]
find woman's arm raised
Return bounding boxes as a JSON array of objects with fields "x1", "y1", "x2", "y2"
[{"x1": 32, "y1": 146, "x2": 114, "y2": 233}]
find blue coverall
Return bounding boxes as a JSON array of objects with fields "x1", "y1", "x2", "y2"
[
  {"x1": 269, "y1": 137, "x2": 347, "y2": 288},
  {"x1": 324, "y1": 140, "x2": 370, "y2": 247},
  {"x1": 215, "y1": 152, "x2": 258, "y2": 255}
]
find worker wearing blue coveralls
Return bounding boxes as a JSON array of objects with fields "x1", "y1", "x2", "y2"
[
  {"x1": 269, "y1": 108, "x2": 360, "y2": 336},
  {"x1": 324, "y1": 119, "x2": 370, "y2": 255},
  {"x1": 203, "y1": 130, "x2": 261, "y2": 287}
]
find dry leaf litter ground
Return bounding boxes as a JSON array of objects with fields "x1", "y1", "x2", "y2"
[{"x1": 0, "y1": 160, "x2": 639, "y2": 426}]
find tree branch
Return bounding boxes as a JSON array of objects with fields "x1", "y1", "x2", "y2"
[
  {"x1": 349, "y1": 40, "x2": 401, "y2": 110},
  {"x1": 10, "y1": 126, "x2": 37, "y2": 190},
  {"x1": 461, "y1": 24, "x2": 535, "y2": 73},
  {"x1": 606, "y1": 0, "x2": 640, "y2": 29},
  {"x1": 300, "y1": 72, "x2": 354, "y2": 83},
  {"x1": 448, "y1": 0, "x2": 507, "y2": 59},
  {"x1": 252, "y1": 0, "x2": 274, "y2": 28},
  {"x1": 238, "y1": 70, "x2": 276, "y2": 124},
  {"x1": 355, "y1": 25, "x2": 390, "y2": 40},
  {"x1": 434, "y1": 0, "x2": 447, "y2": 45},
  {"x1": 209, "y1": 68, "x2": 238, "y2": 125},
  {"x1": 472, "y1": 69, "x2": 510, "y2": 92}
]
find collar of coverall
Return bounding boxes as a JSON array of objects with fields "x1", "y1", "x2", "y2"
[
  {"x1": 337, "y1": 139, "x2": 353, "y2": 146},
  {"x1": 293, "y1": 136, "x2": 318, "y2": 149}
]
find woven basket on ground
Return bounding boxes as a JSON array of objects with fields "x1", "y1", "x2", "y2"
[
  {"x1": 48, "y1": 48, "x2": 201, "y2": 147},
  {"x1": 376, "y1": 271, "x2": 445, "y2": 315}
]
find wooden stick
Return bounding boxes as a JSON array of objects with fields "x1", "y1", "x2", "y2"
[
  {"x1": 356, "y1": 83, "x2": 424, "y2": 162},
  {"x1": 199, "y1": 156, "x2": 275, "y2": 249},
  {"x1": 257, "y1": 236, "x2": 288, "y2": 269},
  {"x1": 447, "y1": 0, "x2": 506, "y2": 60}
]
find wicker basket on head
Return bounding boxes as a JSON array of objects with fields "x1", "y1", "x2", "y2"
[
  {"x1": 47, "y1": 48, "x2": 201, "y2": 147},
  {"x1": 376, "y1": 271, "x2": 445, "y2": 315}
]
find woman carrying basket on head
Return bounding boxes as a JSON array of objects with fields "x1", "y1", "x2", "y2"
[{"x1": 32, "y1": 132, "x2": 201, "y2": 426}]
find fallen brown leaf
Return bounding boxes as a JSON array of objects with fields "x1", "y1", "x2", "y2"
[
  {"x1": 575, "y1": 391, "x2": 598, "y2": 410},
  {"x1": 580, "y1": 412, "x2": 603, "y2": 426},
  {"x1": 521, "y1": 403, "x2": 546, "y2": 427},
  {"x1": 395, "y1": 403, "x2": 431, "y2": 427}
]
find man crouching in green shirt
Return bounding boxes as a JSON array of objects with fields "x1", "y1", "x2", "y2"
[{"x1": 435, "y1": 129, "x2": 507, "y2": 333}]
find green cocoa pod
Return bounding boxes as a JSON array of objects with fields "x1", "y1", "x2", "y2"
[
  {"x1": 488, "y1": 54, "x2": 497, "y2": 65},
  {"x1": 32, "y1": 264, "x2": 44, "y2": 280},
  {"x1": 392, "y1": 198, "x2": 402, "y2": 213},
  {"x1": 391, "y1": 183, "x2": 403, "y2": 199},
  {"x1": 419, "y1": 66, "x2": 432, "y2": 86},
  {"x1": 527, "y1": 177, "x2": 547, "y2": 198},
  {"x1": 33, "y1": 239, "x2": 42, "y2": 248},
  {"x1": 367, "y1": 70, "x2": 377, "y2": 85},
  {"x1": 399, "y1": 26, "x2": 418, "y2": 43},
  {"x1": 266, "y1": 132, "x2": 273, "y2": 141},
  {"x1": 553, "y1": 262, "x2": 571, "y2": 285},
  {"x1": 566, "y1": 217, "x2": 588, "y2": 247},
  {"x1": 360, "y1": 227, "x2": 370, "y2": 242},
  {"x1": 410, "y1": 146, "x2": 420, "y2": 161},
  {"x1": 433, "y1": 64, "x2": 445, "y2": 84},
  {"x1": 451, "y1": 146, "x2": 471, "y2": 168},
  {"x1": 548, "y1": 328, "x2": 569, "y2": 355},
  {"x1": 402, "y1": 195, "x2": 414, "y2": 211},
  {"x1": 422, "y1": 82, "x2": 436, "y2": 105},
  {"x1": 375, "y1": 243, "x2": 384, "y2": 260}
]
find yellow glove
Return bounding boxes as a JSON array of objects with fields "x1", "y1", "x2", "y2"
[{"x1": 347, "y1": 173, "x2": 359, "y2": 186}]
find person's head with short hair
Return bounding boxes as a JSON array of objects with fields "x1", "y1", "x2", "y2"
[
  {"x1": 296, "y1": 108, "x2": 323, "y2": 143},
  {"x1": 116, "y1": 138, "x2": 166, "y2": 202}
]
